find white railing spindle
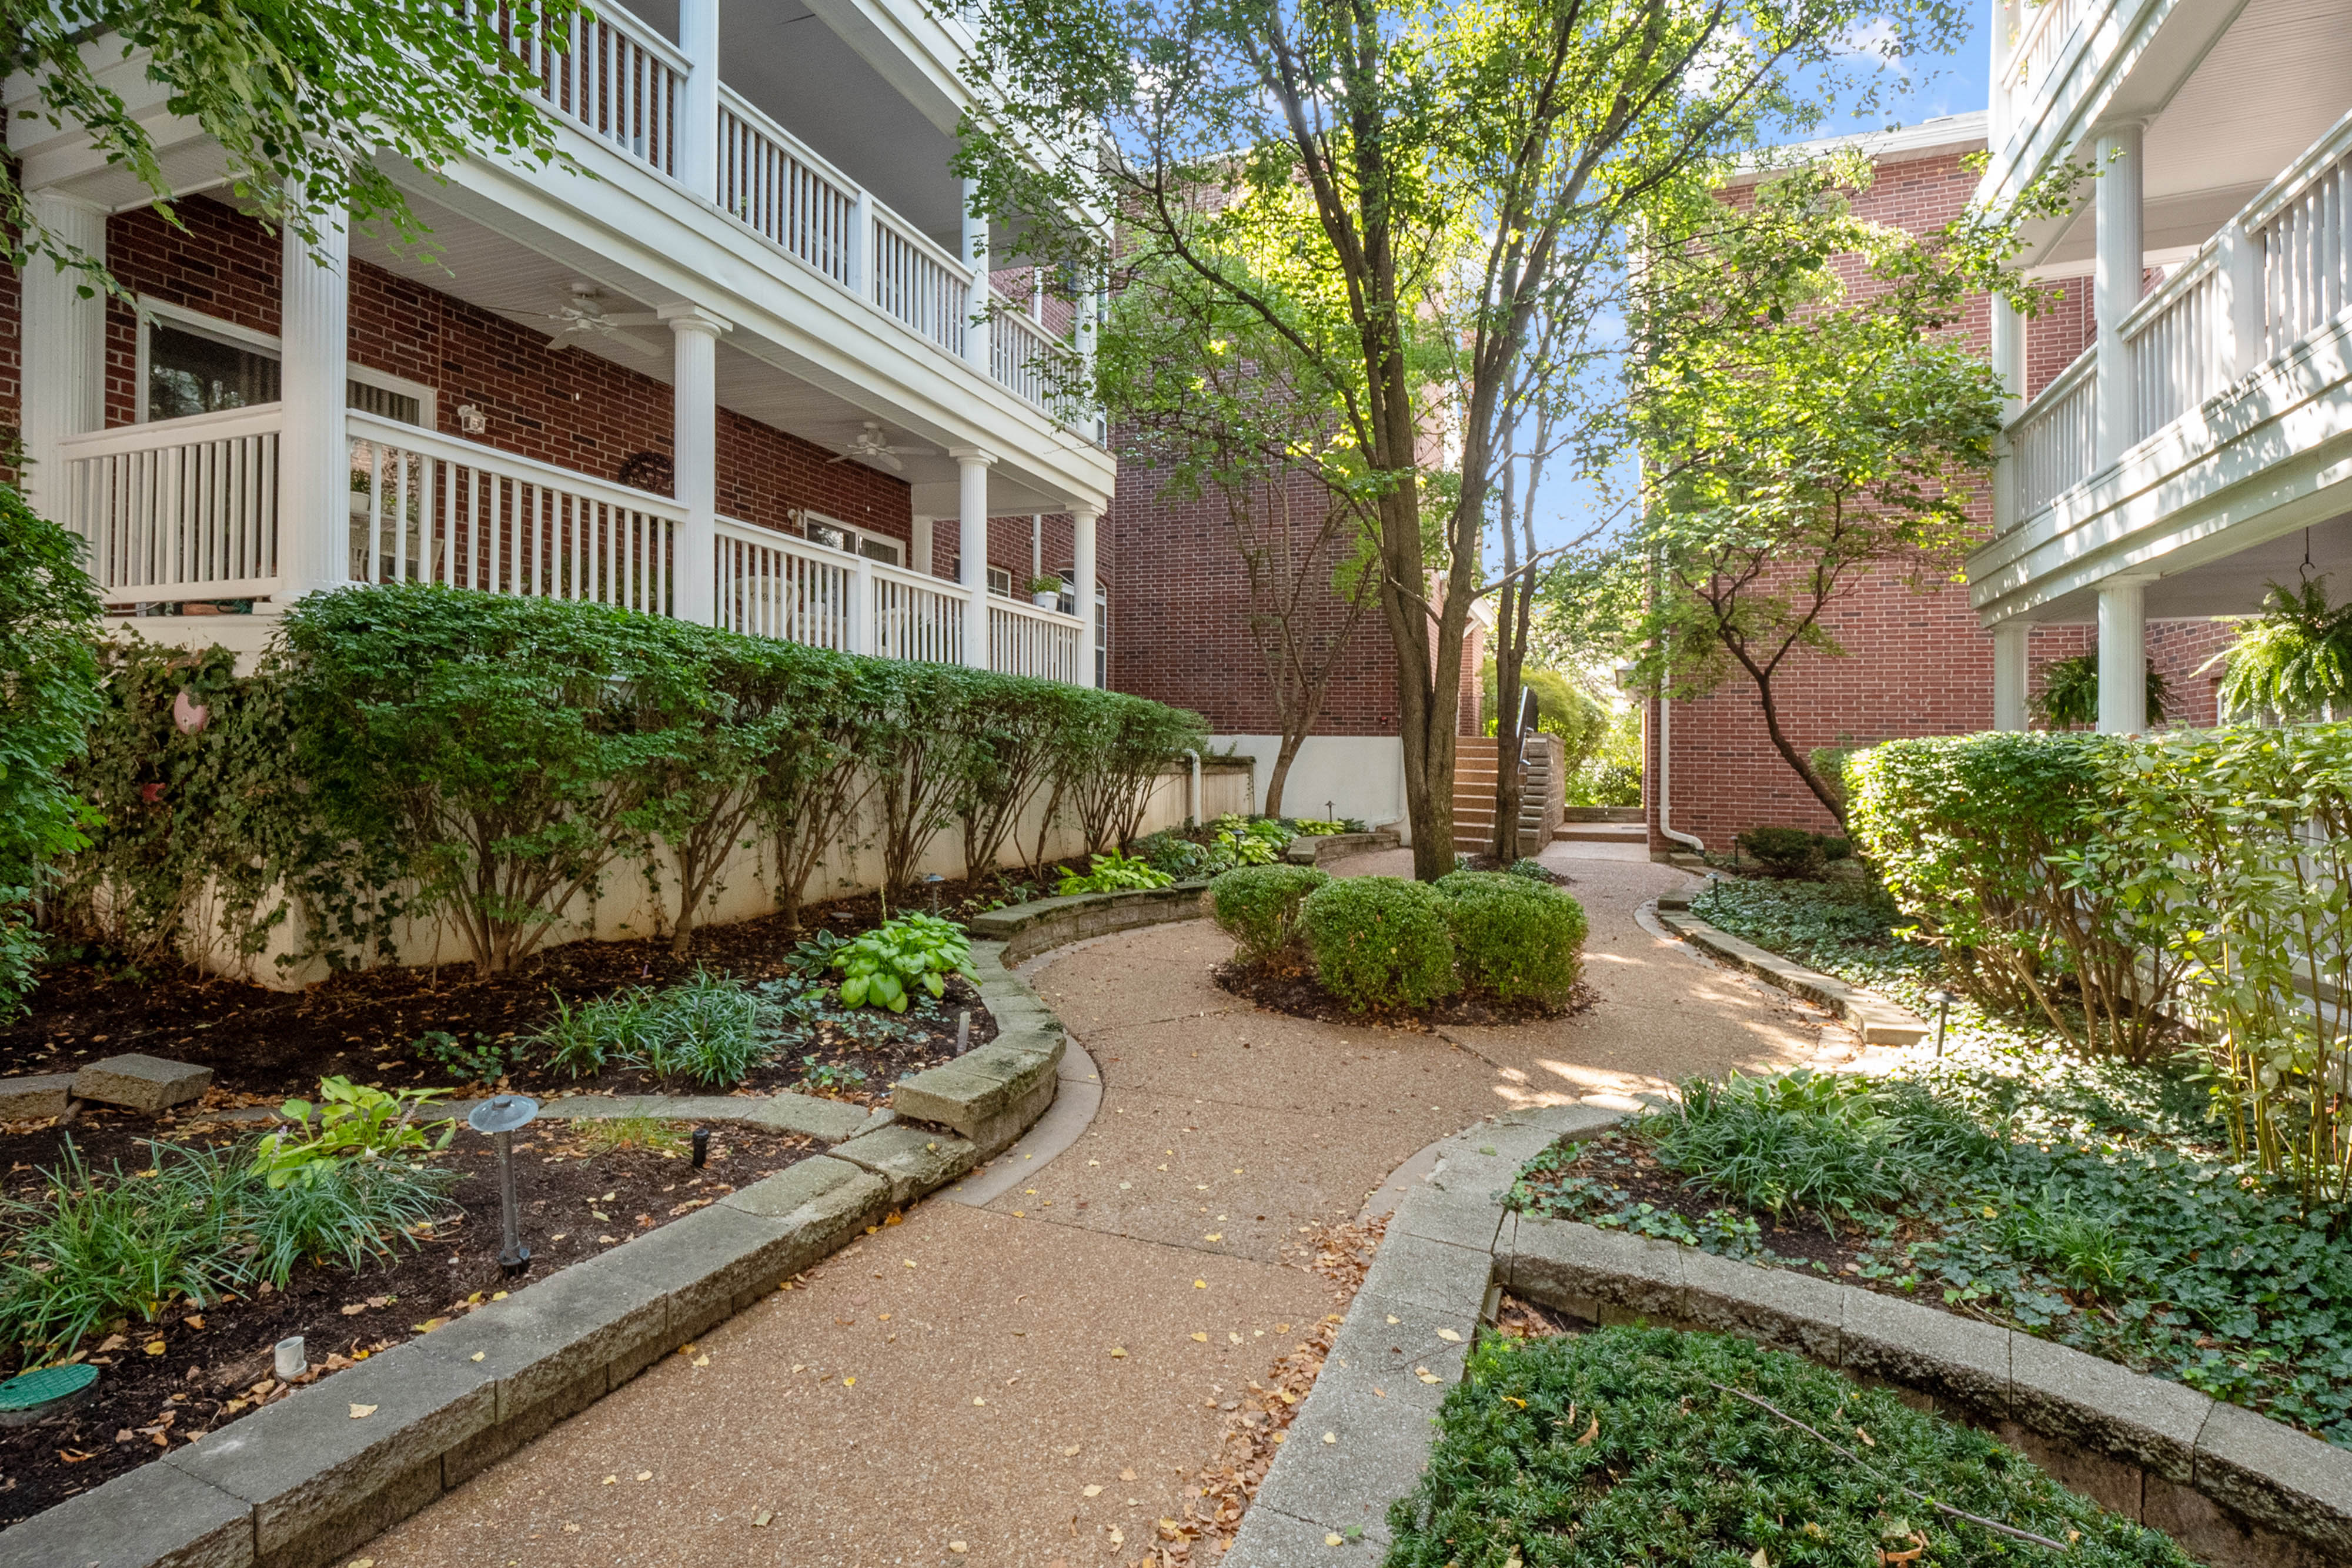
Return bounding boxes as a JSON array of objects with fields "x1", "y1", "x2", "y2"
[
  {"x1": 2011, "y1": 352, "x2": 2099, "y2": 521},
  {"x1": 61, "y1": 406, "x2": 283, "y2": 601}
]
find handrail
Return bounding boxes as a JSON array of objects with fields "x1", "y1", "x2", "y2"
[
  {"x1": 59, "y1": 403, "x2": 286, "y2": 457},
  {"x1": 2243, "y1": 106, "x2": 2352, "y2": 235},
  {"x1": 2007, "y1": 0, "x2": 2100, "y2": 90},
  {"x1": 2007, "y1": 343, "x2": 2096, "y2": 433},
  {"x1": 868, "y1": 554, "x2": 973, "y2": 601},
  {"x1": 559, "y1": 0, "x2": 689, "y2": 73},
  {"x1": 346, "y1": 410, "x2": 685, "y2": 519},
  {"x1": 872, "y1": 204, "x2": 970, "y2": 288},
  {"x1": 714, "y1": 84, "x2": 861, "y2": 215}
]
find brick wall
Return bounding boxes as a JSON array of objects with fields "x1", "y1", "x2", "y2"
[
  {"x1": 28, "y1": 195, "x2": 910, "y2": 540},
  {"x1": 1108, "y1": 456, "x2": 1401, "y2": 733}
]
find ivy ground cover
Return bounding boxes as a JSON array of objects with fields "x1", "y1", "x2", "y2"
[
  {"x1": 1387, "y1": 1325, "x2": 2193, "y2": 1567},
  {"x1": 1510, "y1": 1031, "x2": 2352, "y2": 1447}
]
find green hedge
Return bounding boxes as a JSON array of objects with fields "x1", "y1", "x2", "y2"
[
  {"x1": 1208, "y1": 864, "x2": 1329, "y2": 963},
  {"x1": 57, "y1": 584, "x2": 1204, "y2": 979},
  {"x1": 1434, "y1": 871, "x2": 1586, "y2": 1007},
  {"x1": 1300, "y1": 875, "x2": 1458, "y2": 1010},
  {"x1": 1848, "y1": 723, "x2": 2352, "y2": 1208}
]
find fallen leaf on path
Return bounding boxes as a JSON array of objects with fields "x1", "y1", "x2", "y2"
[
  {"x1": 1083, "y1": 1485, "x2": 1102, "y2": 1497},
  {"x1": 348, "y1": 1404, "x2": 377, "y2": 1420},
  {"x1": 753, "y1": 1510, "x2": 773, "y2": 1527},
  {"x1": 1435, "y1": 1329, "x2": 1462, "y2": 1343},
  {"x1": 1108, "y1": 1527, "x2": 1124, "y2": 1547},
  {"x1": 1107, "y1": 1348, "x2": 1126, "y2": 1358},
  {"x1": 1120, "y1": 1467, "x2": 1137, "y2": 1481},
  {"x1": 1061, "y1": 1444, "x2": 1081, "y2": 1456},
  {"x1": 603, "y1": 1475, "x2": 618, "y2": 1485},
  {"x1": 143, "y1": 1340, "x2": 165, "y2": 1356},
  {"x1": 635, "y1": 1470, "x2": 652, "y2": 1481},
  {"x1": 1415, "y1": 1368, "x2": 1440, "y2": 1385},
  {"x1": 949, "y1": 1543, "x2": 967, "y2": 1554}
]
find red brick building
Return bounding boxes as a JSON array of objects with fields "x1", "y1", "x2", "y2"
[{"x1": 1646, "y1": 113, "x2": 2237, "y2": 857}]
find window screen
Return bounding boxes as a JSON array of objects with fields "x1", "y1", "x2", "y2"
[{"x1": 148, "y1": 323, "x2": 279, "y2": 420}]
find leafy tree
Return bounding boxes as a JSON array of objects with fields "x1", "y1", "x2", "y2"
[
  {"x1": 1481, "y1": 662, "x2": 1608, "y2": 766},
  {"x1": 1098, "y1": 260, "x2": 1382, "y2": 819},
  {"x1": 0, "y1": 487, "x2": 102, "y2": 1009},
  {"x1": 951, "y1": 0, "x2": 1966, "y2": 878},
  {"x1": 1622, "y1": 160, "x2": 2044, "y2": 826},
  {"x1": 5, "y1": 0, "x2": 584, "y2": 290}
]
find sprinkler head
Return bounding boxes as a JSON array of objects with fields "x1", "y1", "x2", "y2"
[{"x1": 691, "y1": 1126, "x2": 710, "y2": 1169}]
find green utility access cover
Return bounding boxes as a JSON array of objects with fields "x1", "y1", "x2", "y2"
[{"x1": 0, "y1": 1361, "x2": 98, "y2": 1424}]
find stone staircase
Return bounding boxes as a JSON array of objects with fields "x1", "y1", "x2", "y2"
[
  {"x1": 1451, "y1": 737, "x2": 1563, "y2": 855},
  {"x1": 1556, "y1": 805, "x2": 1646, "y2": 847}
]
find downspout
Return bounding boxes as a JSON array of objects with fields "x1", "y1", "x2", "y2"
[
  {"x1": 1186, "y1": 748, "x2": 1202, "y2": 825},
  {"x1": 1656, "y1": 693, "x2": 1704, "y2": 854}
]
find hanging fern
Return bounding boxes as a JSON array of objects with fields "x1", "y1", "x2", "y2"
[
  {"x1": 2213, "y1": 578, "x2": 2352, "y2": 723},
  {"x1": 2030, "y1": 651, "x2": 2169, "y2": 731}
]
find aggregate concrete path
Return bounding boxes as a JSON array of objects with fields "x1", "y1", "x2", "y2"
[{"x1": 363, "y1": 844, "x2": 1856, "y2": 1568}]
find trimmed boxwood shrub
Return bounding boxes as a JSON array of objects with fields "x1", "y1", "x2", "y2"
[
  {"x1": 1434, "y1": 871, "x2": 1586, "y2": 1006},
  {"x1": 1299, "y1": 875, "x2": 1457, "y2": 1011},
  {"x1": 1208, "y1": 864, "x2": 1328, "y2": 964},
  {"x1": 1388, "y1": 1325, "x2": 2196, "y2": 1567}
]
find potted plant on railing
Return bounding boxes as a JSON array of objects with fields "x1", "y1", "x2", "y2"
[{"x1": 1029, "y1": 574, "x2": 1064, "y2": 610}]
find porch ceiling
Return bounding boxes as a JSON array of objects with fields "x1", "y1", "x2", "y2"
[
  {"x1": 2014, "y1": 508, "x2": 2352, "y2": 624},
  {"x1": 360, "y1": 188, "x2": 1073, "y2": 516},
  {"x1": 2023, "y1": 0, "x2": 2352, "y2": 269}
]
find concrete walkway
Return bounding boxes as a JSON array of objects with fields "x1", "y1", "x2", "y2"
[{"x1": 363, "y1": 845, "x2": 1853, "y2": 1568}]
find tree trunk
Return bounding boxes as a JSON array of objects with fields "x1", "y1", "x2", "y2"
[
  {"x1": 1491, "y1": 571, "x2": 1532, "y2": 863},
  {"x1": 1264, "y1": 733, "x2": 1303, "y2": 820},
  {"x1": 1749, "y1": 664, "x2": 1846, "y2": 829}
]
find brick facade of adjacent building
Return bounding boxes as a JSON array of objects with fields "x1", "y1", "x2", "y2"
[{"x1": 1645, "y1": 139, "x2": 2239, "y2": 857}]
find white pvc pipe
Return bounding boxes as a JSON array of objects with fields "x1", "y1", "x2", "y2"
[{"x1": 1656, "y1": 693, "x2": 1704, "y2": 854}]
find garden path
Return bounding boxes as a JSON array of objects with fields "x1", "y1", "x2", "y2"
[{"x1": 363, "y1": 847, "x2": 1858, "y2": 1568}]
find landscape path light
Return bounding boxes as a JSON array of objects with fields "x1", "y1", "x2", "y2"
[
  {"x1": 467, "y1": 1093, "x2": 540, "y2": 1278},
  {"x1": 1927, "y1": 989, "x2": 1958, "y2": 1058}
]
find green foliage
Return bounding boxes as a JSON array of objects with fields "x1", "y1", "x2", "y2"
[
  {"x1": 1388, "y1": 1326, "x2": 2196, "y2": 1567},
  {"x1": 1733, "y1": 825, "x2": 1848, "y2": 876},
  {"x1": 1846, "y1": 732, "x2": 2186, "y2": 1061},
  {"x1": 1208, "y1": 864, "x2": 1330, "y2": 964},
  {"x1": 1299, "y1": 876, "x2": 1458, "y2": 1012},
  {"x1": 797, "y1": 1058, "x2": 870, "y2": 1096},
  {"x1": 4, "y1": 1, "x2": 586, "y2": 290},
  {"x1": 253, "y1": 1077, "x2": 454, "y2": 1189},
  {"x1": 833, "y1": 912, "x2": 974, "y2": 1013},
  {"x1": 412, "y1": 1029, "x2": 532, "y2": 1085},
  {"x1": 2031, "y1": 651, "x2": 2169, "y2": 730},
  {"x1": 1432, "y1": 872, "x2": 1587, "y2": 1007},
  {"x1": 1641, "y1": 1070, "x2": 1987, "y2": 1225},
  {"x1": 1055, "y1": 850, "x2": 1177, "y2": 895},
  {"x1": 624, "y1": 969, "x2": 783, "y2": 1086},
  {"x1": 0, "y1": 486, "x2": 102, "y2": 1008},
  {"x1": 0, "y1": 1136, "x2": 453, "y2": 1354},
  {"x1": 530, "y1": 987, "x2": 657, "y2": 1079},
  {"x1": 571, "y1": 1115, "x2": 687, "y2": 1156},
  {"x1": 1479, "y1": 663, "x2": 1608, "y2": 768},
  {"x1": 1132, "y1": 828, "x2": 1229, "y2": 880},
  {"x1": 1506, "y1": 858, "x2": 1559, "y2": 883},
  {"x1": 1689, "y1": 877, "x2": 1939, "y2": 990},
  {"x1": 1284, "y1": 818, "x2": 1351, "y2": 837},
  {"x1": 2215, "y1": 577, "x2": 2352, "y2": 722},
  {"x1": 1211, "y1": 814, "x2": 1290, "y2": 867}
]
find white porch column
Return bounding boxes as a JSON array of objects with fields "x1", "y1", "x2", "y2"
[
  {"x1": 961, "y1": 178, "x2": 991, "y2": 375},
  {"x1": 2093, "y1": 122, "x2": 2145, "y2": 470},
  {"x1": 1992, "y1": 622, "x2": 2030, "y2": 732},
  {"x1": 953, "y1": 448, "x2": 994, "y2": 668},
  {"x1": 677, "y1": 0, "x2": 720, "y2": 203},
  {"x1": 1990, "y1": 295, "x2": 2026, "y2": 536},
  {"x1": 18, "y1": 191, "x2": 108, "y2": 523},
  {"x1": 911, "y1": 515, "x2": 934, "y2": 575},
  {"x1": 1068, "y1": 498, "x2": 1101, "y2": 688},
  {"x1": 279, "y1": 199, "x2": 350, "y2": 599},
  {"x1": 661, "y1": 303, "x2": 730, "y2": 624},
  {"x1": 2097, "y1": 579, "x2": 2148, "y2": 733}
]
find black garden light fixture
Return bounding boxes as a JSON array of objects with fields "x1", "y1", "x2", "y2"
[
  {"x1": 467, "y1": 1093, "x2": 540, "y2": 1278},
  {"x1": 926, "y1": 872, "x2": 948, "y2": 914},
  {"x1": 691, "y1": 1126, "x2": 710, "y2": 1169},
  {"x1": 1927, "y1": 989, "x2": 1957, "y2": 1058}
]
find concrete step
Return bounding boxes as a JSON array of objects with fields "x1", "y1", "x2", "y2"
[{"x1": 1556, "y1": 823, "x2": 1646, "y2": 843}]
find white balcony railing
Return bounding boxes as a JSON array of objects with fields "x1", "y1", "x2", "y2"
[
  {"x1": 503, "y1": 0, "x2": 686, "y2": 179},
  {"x1": 348, "y1": 412, "x2": 678, "y2": 614},
  {"x1": 2004, "y1": 111, "x2": 2352, "y2": 527},
  {"x1": 71, "y1": 413, "x2": 1094, "y2": 679},
  {"x1": 872, "y1": 212, "x2": 970, "y2": 357},
  {"x1": 716, "y1": 90, "x2": 856, "y2": 290},
  {"x1": 992, "y1": 305, "x2": 1069, "y2": 412},
  {"x1": 2006, "y1": 0, "x2": 2097, "y2": 95},
  {"x1": 61, "y1": 405, "x2": 283, "y2": 602},
  {"x1": 988, "y1": 598, "x2": 1086, "y2": 683},
  {"x1": 2011, "y1": 350, "x2": 2099, "y2": 520},
  {"x1": 2126, "y1": 253, "x2": 2222, "y2": 443}
]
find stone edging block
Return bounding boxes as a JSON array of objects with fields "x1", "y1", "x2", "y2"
[
  {"x1": 2, "y1": 927, "x2": 1102, "y2": 1568},
  {"x1": 968, "y1": 882, "x2": 1212, "y2": 963},
  {"x1": 1282, "y1": 830, "x2": 1401, "y2": 864},
  {"x1": 1655, "y1": 908, "x2": 1928, "y2": 1046}
]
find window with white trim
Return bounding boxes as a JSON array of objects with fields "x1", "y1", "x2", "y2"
[
  {"x1": 986, "y1": 565, "x2": 1013, "y2": 599},
  {"x1": 135, "y1": 300, "x2": 432, "y2": 427},
  {"x1": 799, "y1": 510, "x2": 903, "y2": 567}
]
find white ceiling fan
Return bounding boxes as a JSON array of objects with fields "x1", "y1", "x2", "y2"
[
  {"x1": 829, "y1": 420, "x2": 937, "y2": 473},
  {"x1": 528, "y1": 282, "x2": 662, "y2": 353}
]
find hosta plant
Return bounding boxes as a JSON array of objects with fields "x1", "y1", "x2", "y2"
[{"x1": 834, "y1": 912, "x2": 975, "y2": 1012}]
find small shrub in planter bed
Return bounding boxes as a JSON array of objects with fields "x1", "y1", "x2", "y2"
[
  {"x1": 1209, "y1": 865, "x2": 1329, "y2": 964},
  {"x1": 1433, "y1": 871, "x2": 1587, "y2": 1007},
  {"x1": 1056, "y1": 848, "x2": 1175, "y2": 895},
  {"x1": 1734, "y1": 824, "x2": 1847, "y2": 876},
  {"x1": 1388, "y1": 1325, "x2": 2196, "y2": 1567},
  {"x1": 1299, "y1": 875, "x2": 1457, "y2": 1011}
]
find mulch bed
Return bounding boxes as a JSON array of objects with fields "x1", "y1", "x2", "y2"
[
  {"x1": 1512, "y1": 1128, "x2": 1875, "y2": 1275},
  {"x1": 0, "y1": 1109, "x2": 819, "y2": 1526},
  {"x1": 1212, "y1": 958, "x2": 1598, "y2": 1030},
  {"x1": 0, "y1": 869, "x2": 1067, "y2": 1105}
]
